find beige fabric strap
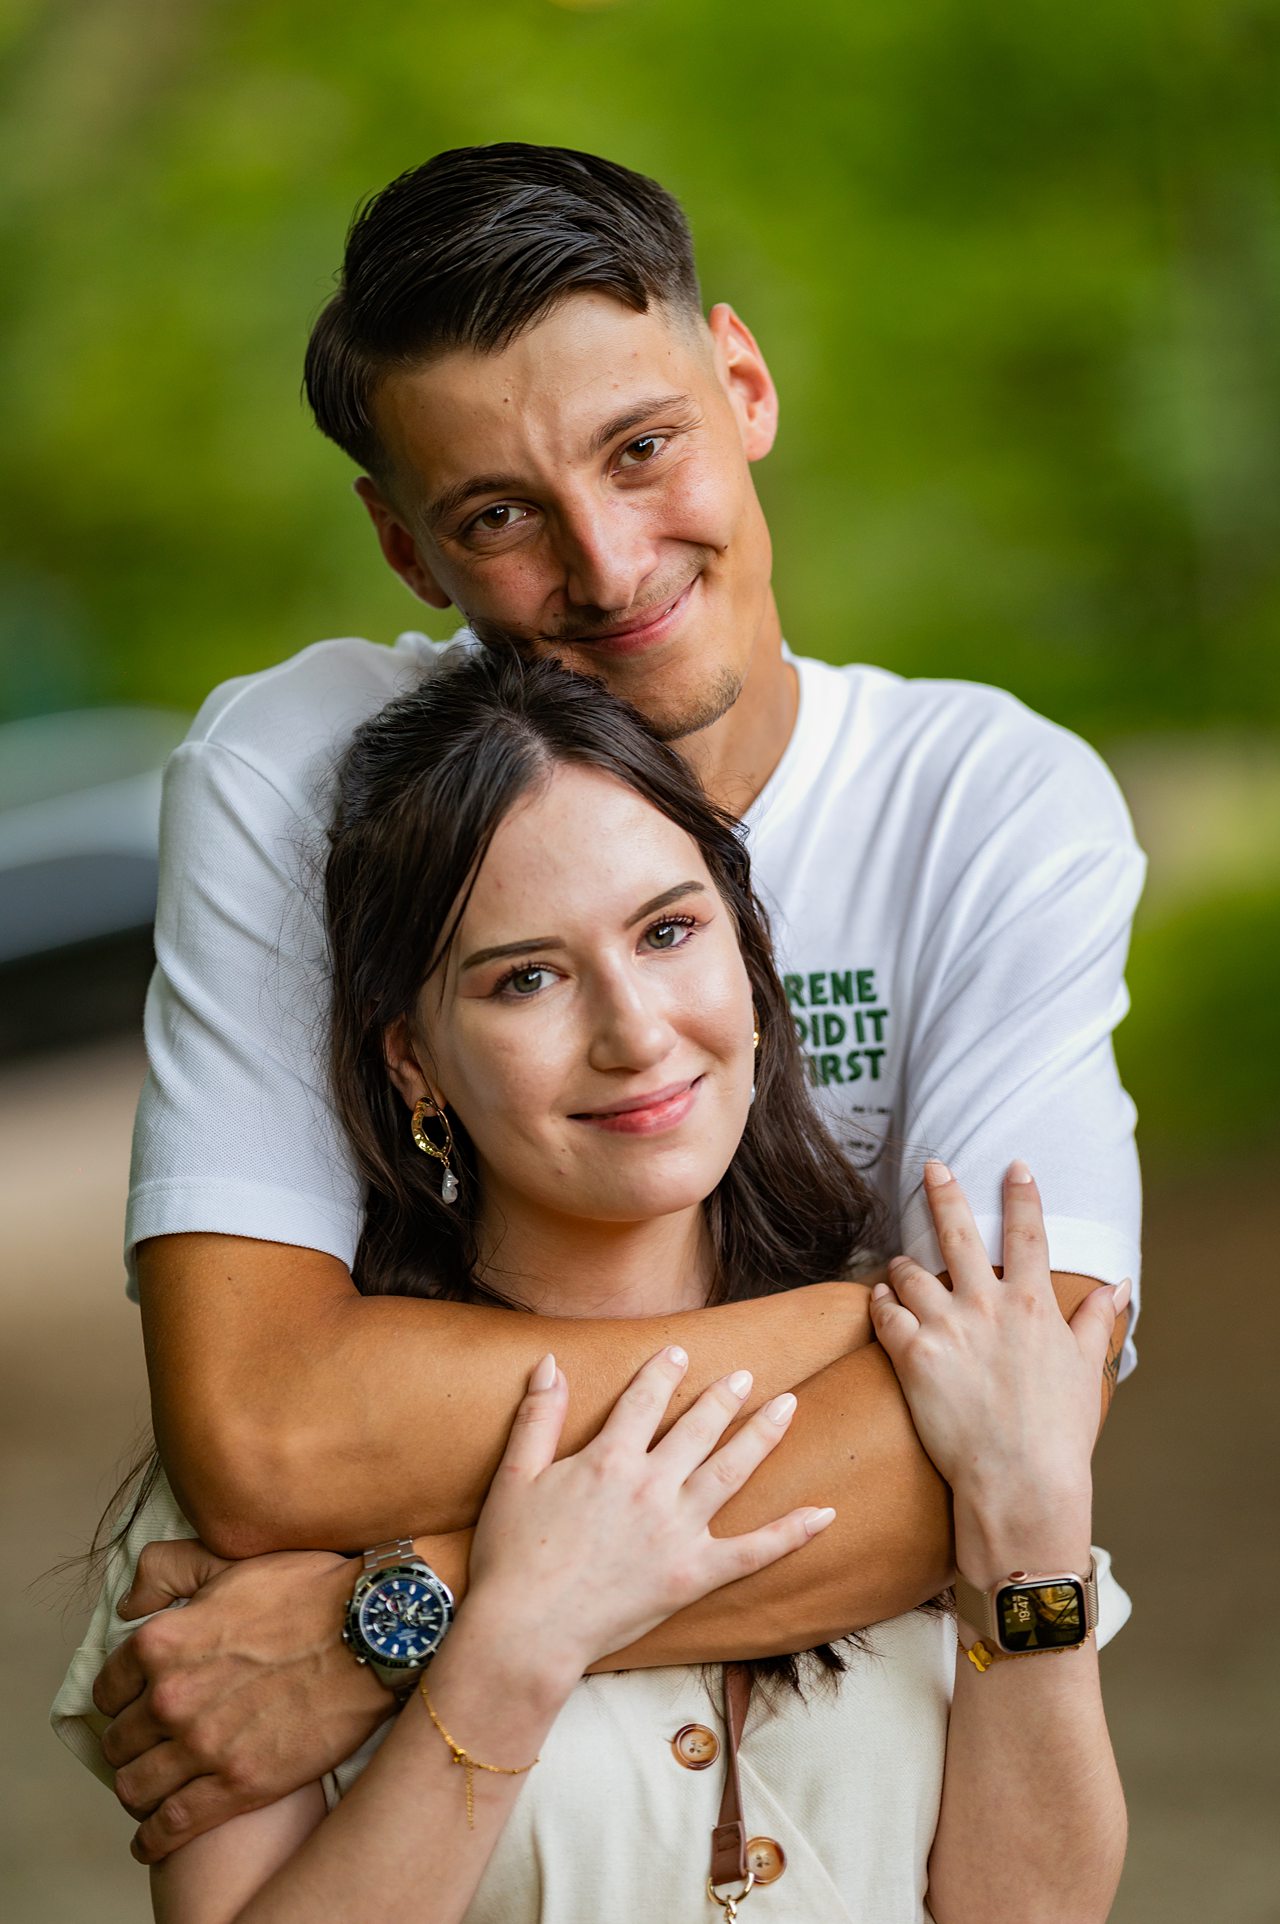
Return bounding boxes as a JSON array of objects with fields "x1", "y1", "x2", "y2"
[{"x1": 709, "y1": 1662, "x2": 754, "y2": 1893}]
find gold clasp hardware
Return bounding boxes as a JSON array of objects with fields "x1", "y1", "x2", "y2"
[{"x1": 708, "y1": 1870, "x2": 755, "y2": 1918}]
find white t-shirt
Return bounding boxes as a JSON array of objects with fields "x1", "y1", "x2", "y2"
[{"x1": 127, "y1": 635, "x2": 1145, "y2": 1370}]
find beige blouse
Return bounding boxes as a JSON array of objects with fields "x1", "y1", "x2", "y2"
[{"x1": 54, "y1": 1470, "x2": 1129, "y2": 1922}]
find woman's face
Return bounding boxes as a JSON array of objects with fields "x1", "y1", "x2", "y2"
[{"x1": 389, "y1": 762, "x2": 755, "y2": 1234}]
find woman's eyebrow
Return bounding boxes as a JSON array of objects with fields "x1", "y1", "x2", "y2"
[
  {"x1": 460, "y1": 883, "x2": 706, "y2": 972},
  {"x1": 460, "y1": 935, "x2": 563, "y2": 971},
  {"x1": 626, "y1": 880, "x2": 706, "y2": 927}
]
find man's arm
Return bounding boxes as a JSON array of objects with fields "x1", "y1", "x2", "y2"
[
  {"x1": 142, "y1": 1234, "x2": 893, "y2": 1556},
  {"x1": 141, "y1": 1230, "x2": 1122, "y2": 1631}
]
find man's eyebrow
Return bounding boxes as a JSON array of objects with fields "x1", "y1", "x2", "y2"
[
  {"x1": 460, "y1": 883, "x2": 706, "y2": 972},
  {"x1": 588, "y1": 392, "x2": 696, "y2": 457},
  {"x1": 425, "y1": 474, "x2": 526, "y2": 532}
]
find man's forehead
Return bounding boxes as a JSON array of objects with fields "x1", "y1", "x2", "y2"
[{"x1": 373, "y1": 292, "x2": 708, "y2": 494}]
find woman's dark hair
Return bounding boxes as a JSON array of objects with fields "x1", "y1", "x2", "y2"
[
  {"x1": 305, "y1": 143, "x2": 702, "y2": 479},
  {"x1": 326, "y1": 647, "x2": 890, "y2": 1692}
]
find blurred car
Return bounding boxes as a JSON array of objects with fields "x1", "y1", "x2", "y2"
[{"x1": 0, "y1": 707, "x2": 188, "y2": 1055}]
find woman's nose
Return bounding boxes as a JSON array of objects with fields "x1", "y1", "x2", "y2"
[{"x1": 586, "y1": 978, "x2": 675, "y2": 1075}]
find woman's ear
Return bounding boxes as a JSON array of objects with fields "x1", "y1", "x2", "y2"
[{"x1": 383, "y1": 1017, "x2": 431, "y2": 1110}]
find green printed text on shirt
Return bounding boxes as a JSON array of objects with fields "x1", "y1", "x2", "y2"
[{"x1": 784, "y1": 968, "x2": 891, "y2": 1088}]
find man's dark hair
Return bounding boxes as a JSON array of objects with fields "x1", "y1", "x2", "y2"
[{"x1": 304, "y1": 143, "x2": 702, "y2": 475}]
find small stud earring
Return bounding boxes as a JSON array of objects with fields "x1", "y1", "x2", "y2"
[{"x1": 411, "y1": 1095, "x2": 459, "y2": 1204}]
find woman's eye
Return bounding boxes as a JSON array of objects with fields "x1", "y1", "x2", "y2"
[
  {"x1": 617, "y1": 434, "x2": 666, "y2": 469},
  {"x1": 500, "y1": 965, "x2": 555, "y2": 997},
  {"x1": 644, "y1": 916, "x2": 695, "y2": 951}
]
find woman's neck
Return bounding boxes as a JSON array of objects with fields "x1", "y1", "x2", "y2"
[{"x1": 472, "y1": 1196, "x2": 713, "y2": 1320}]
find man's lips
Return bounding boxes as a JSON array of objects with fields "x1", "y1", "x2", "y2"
[
  {"x1": 553, "y1": 578, "x2": 697, "y2": 657},
  {"x1": 571, "y1": 1077, "x2": 702, "y2": 1134}
]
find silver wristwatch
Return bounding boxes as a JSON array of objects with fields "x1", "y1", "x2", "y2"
[{"x1": 341, "y1": 1538, "x2": 455, "y2": 1692}]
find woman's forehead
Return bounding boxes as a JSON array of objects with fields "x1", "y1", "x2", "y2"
[{"x1": 458, "y1": 764, "x2": 707, "y2": 944}]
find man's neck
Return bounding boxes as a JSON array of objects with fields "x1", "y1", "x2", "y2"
[{"x1": 676, "y1": 595, "x2": 798, "y2": 819}]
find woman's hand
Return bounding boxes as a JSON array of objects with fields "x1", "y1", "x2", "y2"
[
  {"x1": 462, "y1": 1347, "x2": 834, "y2": 1688},
  {"x1": 869, "y1": 1160, "x2": 1129, "y2": 1586}
]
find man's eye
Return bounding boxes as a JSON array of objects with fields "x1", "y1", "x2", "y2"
[
  {"x1": 471, "y1": 503, "x2": 529, "y2": 535},
  {"x1": 617, "y1": 434, "x2": 666, "y2": 469}
]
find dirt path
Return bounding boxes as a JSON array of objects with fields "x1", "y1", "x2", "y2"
[{"x1": 4, "y1": 1038, "x2": 1277, "y2": 1921}]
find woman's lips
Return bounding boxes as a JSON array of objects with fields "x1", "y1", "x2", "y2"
[{"x1": 573, "y1": 1077, "x2": 701, "y2": 1135}]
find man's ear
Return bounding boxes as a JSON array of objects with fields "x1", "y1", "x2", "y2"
[
  {"x1": 706, "y1": 303, "x2": 779, "y2": 463},
  {"x1": 383, "y1": 1016, "x2": 433, "y2": 1111},
  {"x1": 354, "y1": 477, "x2": 453, "y2": 610}
]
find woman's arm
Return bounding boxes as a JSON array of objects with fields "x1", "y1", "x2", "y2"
[
  {"x1": 871, "y1": 1164, "x2": 1127, "y2": 1924},
  {"x1": 928, "y1": 1529, "x2": 1124, "y2": 1924},
  {"x1": 141, "y1": 1348, "x2": 832, "y2": 1917}
]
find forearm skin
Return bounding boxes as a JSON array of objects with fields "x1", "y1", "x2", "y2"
[
  {"x1": 139, "y1": 1236, "x2": 880, "y2": 1554},
  {"x1": 142, "y1": 1232, "x2": 1119, "y2": 1664}
]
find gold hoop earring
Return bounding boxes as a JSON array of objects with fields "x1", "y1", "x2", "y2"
[{"x1": 411, "y1": 1096, "x2": 459, "y2": 1205}]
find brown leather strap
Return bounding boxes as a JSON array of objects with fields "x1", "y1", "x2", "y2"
[{"x1": 709, "y1": 1662, "x2": 754, "y2": 1892}]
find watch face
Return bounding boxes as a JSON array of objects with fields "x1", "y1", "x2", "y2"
[
  {"x1": 356, "y1": 1568, "x2": 452, "y2": 1668},
  {"x1": 995, "y1": 1578, "x2": 1087, "y2": 1652}
]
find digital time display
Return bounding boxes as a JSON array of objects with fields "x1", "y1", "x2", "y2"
[{"x1": 995, "y1": 1579, "x2": 1086, "y2": 1652}]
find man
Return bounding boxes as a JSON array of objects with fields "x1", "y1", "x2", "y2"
[{"x1": 87, "y1": 144, "x2": 1142, "y2": 1861}]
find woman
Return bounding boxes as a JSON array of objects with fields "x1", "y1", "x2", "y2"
[{"x1": 59, "y1": 648, "x2": 1128, "y2": 1921}]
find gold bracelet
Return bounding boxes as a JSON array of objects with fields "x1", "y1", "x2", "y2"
[{"x1": 418, "y1": 1678, "x2": 540, "y2": 1828}]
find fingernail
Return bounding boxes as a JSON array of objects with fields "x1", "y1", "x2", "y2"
[
  {"x1": 1008, "y1": 1159, "x2": 1033, "y2": 1184},
  {"x1": 530, "y1": 1352, "x2": 556, "y2": 1392},
  {"x1": 764, "y1": 1392, "x2": 797, "y2": 1424},
  {"x1": 1112, "y1": 1277, "x2": 1132, "y2": 1311},
  {"x1": 923, "y1": 1159, "x2": 952, "y2": 1187},
  {"x1": 871, "y1": 1282, "x2": 891, "y2": 1302},
  {"x1": 727, "y1": 1369, "x2": 753, "y2": 1399},
  {"x1": 666, "y1": 1345, "x2": 688, "y2": 1369},
  {"x1": 804, "y1": 1507, "x2": 836, "y2": 1535}
]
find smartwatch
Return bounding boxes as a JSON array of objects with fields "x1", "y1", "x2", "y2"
[
  {"x1": 954, "y1": 1556, "x2": 1098, "y2": 1667},
  {"x1": 342, "y1": 1538, "x2": 455, "y2": 1692}
]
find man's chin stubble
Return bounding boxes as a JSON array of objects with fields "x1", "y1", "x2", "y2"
[{"x1": 470, "y1": 620, "x2": 744, "y2": 744}]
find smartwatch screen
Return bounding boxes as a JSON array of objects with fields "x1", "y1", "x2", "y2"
[{"x1": 995, "y1": 1578, "x2": 1087, "y2": 1652}]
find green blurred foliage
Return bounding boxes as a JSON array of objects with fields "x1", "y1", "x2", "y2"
[
  {"x1": 1, "y1": 0, "x2": 1276, "y2": 1153},
  {"x1": 2, "y1": 0, "x2": 1276, "y2": 729},
  {"x1": 1119, "y1": 885, "x2": 1280, "y2": 1159}
]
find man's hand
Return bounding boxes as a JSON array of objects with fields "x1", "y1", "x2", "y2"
[{"x1": 93, "y1": 1539, "x2": 394, "y2": 1863}]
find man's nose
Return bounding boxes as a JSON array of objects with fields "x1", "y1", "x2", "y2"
[
  {"x1": 586, "y1": 973, "x2": 675, "y2": 1075},
  {"x1": 556, "y1": 497, "x2": 658, "y2": 616}
]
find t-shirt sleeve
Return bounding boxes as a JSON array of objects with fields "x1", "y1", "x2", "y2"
[
  {"x1": 896, "y1": 730, "x2": 1146, "y2": 1378},
  {"x1": 125, "y1": 738, "x2": 362, "y2": 1294}
]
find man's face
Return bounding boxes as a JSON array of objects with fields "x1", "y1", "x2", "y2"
[{"x1": 363, "y1": 293, "x2": 779, "y2": 743}]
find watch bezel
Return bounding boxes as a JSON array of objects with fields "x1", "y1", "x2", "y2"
[
  {"x1": 343, "y1": 1559, "x2": 455, "y2": 1683},
  {"x1": 990, "y1": 1571, "x2": 1089, "y2": 1655}
]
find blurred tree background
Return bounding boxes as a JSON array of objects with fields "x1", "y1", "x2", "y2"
[{"x1": 1, "y1": 0, "x2": 1277, "y2": 1159}]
